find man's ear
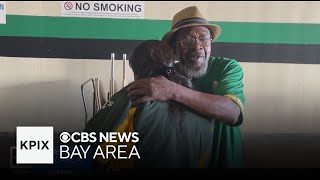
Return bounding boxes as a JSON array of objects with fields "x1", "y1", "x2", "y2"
[{"x1": 209, "y1": 28, "x2": 214, "y2": 40}]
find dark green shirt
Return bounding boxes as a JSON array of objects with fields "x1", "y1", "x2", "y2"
[{"x1": 193, "y1": 56, "x2": 246, "y2": 168}]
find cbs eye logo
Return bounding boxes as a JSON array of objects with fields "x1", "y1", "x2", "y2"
[
  {"x1": 60, "y1": 132, "x2": 71, "y2": 143},
  {"x1": 16, "y1": 126, "x2": 54, "y2": 164},
  {"x1": 59, "y1": 132, "x2": 97, "y2": 143}
]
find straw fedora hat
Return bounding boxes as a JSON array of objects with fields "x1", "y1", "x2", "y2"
[{"x1": 162, "y1": 6, "x2": 221, "y2": 44}]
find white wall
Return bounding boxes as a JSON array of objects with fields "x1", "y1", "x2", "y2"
[
  {"x1": 242, "y1": 62, "x2": 320, "y2": 134},
  {"x1": 0, "y1": 57, "x2": 134, "y2": 132}
]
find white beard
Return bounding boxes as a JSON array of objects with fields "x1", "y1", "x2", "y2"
[{"x1": 176, "y1": 58, "x2": 208, "y2": 79}]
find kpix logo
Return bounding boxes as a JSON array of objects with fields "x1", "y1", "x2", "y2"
[{"x1": 16, "y1": 126, "x2": 54, "y2": 164}]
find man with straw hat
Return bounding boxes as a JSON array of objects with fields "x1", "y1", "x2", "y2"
[{"x1": 128, "y1": 6, "x2": 245, "y2": 168}]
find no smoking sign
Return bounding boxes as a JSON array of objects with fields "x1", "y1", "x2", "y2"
[{"x1": 64, "y1": 1, "x2": 73, "y2": 10}]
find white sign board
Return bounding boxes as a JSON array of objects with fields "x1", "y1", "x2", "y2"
[
  {"x1": 61, "y1": 1, "x2": 144, "y2": 19},
  {"x1": 0, "y1": 1, "x2": 6, "y2": 24}
]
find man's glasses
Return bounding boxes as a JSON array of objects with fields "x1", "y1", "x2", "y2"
[{"x1": 177, "y1": 37, "x2": 213, "y2": 48}]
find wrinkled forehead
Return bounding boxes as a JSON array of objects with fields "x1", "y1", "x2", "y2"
[{"x1": 175, "y1": 26, "x2": 211, "y2": 39}]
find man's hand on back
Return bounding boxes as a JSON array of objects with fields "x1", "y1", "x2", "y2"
[{"x1": 127, "y1": 76, "x2": 177, "y2": 106}]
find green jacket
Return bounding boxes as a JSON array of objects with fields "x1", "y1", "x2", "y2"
[{"x1": 84, "y1": 87, "x2": 215, "y2": 168}]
